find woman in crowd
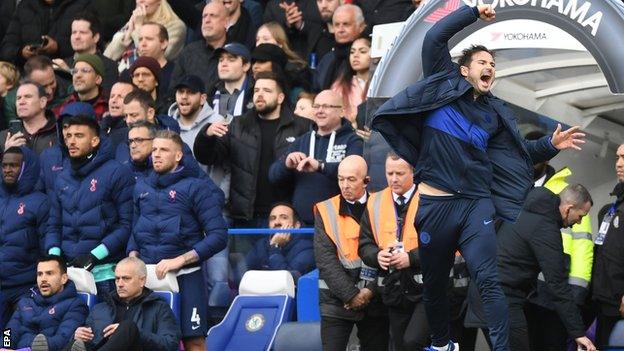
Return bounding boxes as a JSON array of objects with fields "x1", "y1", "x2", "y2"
[
  {"x1": 104, "y1": 0, "x2": 186, "y2": 68},
  {"x1": 0, "y1": 62, "x2": 19, "y2": 129},
  {"x1": 331, "y1": 37, "x2": 371, "y2": 126}
]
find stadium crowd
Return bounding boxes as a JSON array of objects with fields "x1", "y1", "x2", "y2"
[{"x1": 0, "y1": 0, "x2": 620, "y2": 351}]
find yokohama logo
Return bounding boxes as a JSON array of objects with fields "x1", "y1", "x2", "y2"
[{"x1": 425, "y1": 0, "x2": 461, "y2": 23}]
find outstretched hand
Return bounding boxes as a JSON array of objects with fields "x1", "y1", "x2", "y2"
[
  {"x1": 551, "y1": 124, "x2": 586, "y2": 151},
  {"x1": 477, "y1": 5, "x2": 496, "y2": 21}
]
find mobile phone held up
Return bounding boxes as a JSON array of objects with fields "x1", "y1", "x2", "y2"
[
  {"x1": 28, "y1": 36, "x2": 49, "y2": 50},
  {"x1": 9, "y1": 120, "x2": 22, "y2": 135}
]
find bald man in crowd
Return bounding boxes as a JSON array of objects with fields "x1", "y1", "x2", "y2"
[
  {"x1": 313, "y1": 155, "x2": 389, "y2": 351},
  {"x1": 270, "y1": 90, "x2": 364, "y2": 225}
]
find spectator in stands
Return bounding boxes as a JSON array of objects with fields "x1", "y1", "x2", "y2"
[
  {"x1": 170, "y1": 1, "x2": 228, "y2": 95},
  {"x1": 263, "y1": 0, "x2": 321, "y2": 54},
  {"x1": 222, "y1": 0, "x2": 257, "y2": 49},
  {"x1": 52, "y1": 13, "x2": 119, "y2": 92},
  {"x1": 124, "y1": 120, "x2": 155, "y2": 179},
  {"x1": 591, "y1": 143, "x2": 624, "y2": 348},
  {"x1": 315, "y1": 4, "x2": 366, "y2": 90},
  {"x1": 137, "y1": 22, "x2": 175, "y2": 95},
  {"x1": 0, "y1": 80, "x2": 57, "y2": 154},
  {"x1": 245, "y1": 202, "x2": 315, "y2": 280},
  {"x1": 128, "y1": 131, "x2": 226, "y2": 351},
  {"x1": 0, "y1": 146, "x2": 49, "y2": 329},
  {"x1": 0, "y1": 62, "x2": 20, "y2": 129},
  {"x1": 69, "y1": 257, "x2": 180, "y2": 351},
  {"x1": 255, "y1": 22, "x2": 312, "y2": 94},
  {"x1": 295, "y1": 91, "x2": 315, "y2": 120},
  {"x1": 104, "y1": 0, "x2": 186, "y2": 66},
  {"x1": 90, "y1": 0, "x2": 134, "y2": 43},
  {"x1": 194, "y1": 72, "x2": 310, "y2": 252},
  {"x1": 39, "y1": 102, "x2": 97, "y2": 194},
  {"x1": 4, "y1": 56, "x2": 70, "y2": 122},
  {"x1": 354, "y1": 0, "x2": 414, "y2": 34},
  {"x1": 115, "y1": 89, "x2": 179, "y2": 163},
  {"x1": 0, "y1": 0, "x2": 91, "y2": 65},
  {"x1": 269, "y1": 90, "x2": 364, "y2": 225},
  {"x1": 211, "y1": 43, "x2": 253, "y2": 120},
  {"x1": 100, "y1": 80, "x2": 135, "y2": 147},
  {"x1": 45, "y1": 115, "x2": 134, "y2": 296},
  {"x1": 58, "y1": 54, "x2": 109, "y2": 121},
  {"x1": 467, "y1": 185, "x2": 596, "y2": 351},
  {"x1": 286, "y1": 0, "x2": 340, "y2": 62},
  {"x1": 5, "y1": 256, "x2": 88, "y2": 351},
  {"x1": 167, "y1": 75, "x2": 214, "y2": 151},
  {"x1": 128, "y1": 56, "x2": 166, "y2": 114},
  {"x1": 314, "y1": 155, "x2": 389, "y2": 351},
  {"x1": 331, "y1": 37, "x2": 370, "y2": 125}
]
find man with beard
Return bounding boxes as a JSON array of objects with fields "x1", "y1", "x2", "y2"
[
  {"x1": 302, "y1": 0, "x2": 340, "y2": 61},
  {"x1": 57, "y1": 54, "x2": 109, "y2": 121},
  {"x1": 0, "y1": 146, "x2": 50, "y2": 330},
  {"x1": 372, "y1": 5, "x2": 585, "y2": 350},
  {"x1": 221, "y1": 0, "x2": 256, "y2": 49},
  {"x1": 194, "y1": 71, "x2": 310, "y2": 253},
  {"x1": 128, "y1": 131, "x2": 226, "y2": 351}
]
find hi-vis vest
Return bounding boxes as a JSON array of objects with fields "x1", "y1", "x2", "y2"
[
  {"x1": 541, "y1": 167, "x2": 593, "y2": 291},
  {"x1": 367, "y1": 188, "x2": 419, "y2": 251},
  {"x1": 315, "y1": 195, "x2": 362, "y2": 270}
]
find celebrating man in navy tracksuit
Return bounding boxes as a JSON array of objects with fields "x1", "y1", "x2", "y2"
[
  {"x1": 128, "y1": 130, "x2": 227, "y2": 351},
  {"x1": 372, "y1": 5, "x2": 585, "y2": 351}
]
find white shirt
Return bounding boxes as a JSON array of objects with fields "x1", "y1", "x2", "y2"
[
  {"x1": 393, "y1": 184, "x2": 416, "y2": 204},
  {"x1": 346, "y1": 192, "x2": 368, "y2": 205}
]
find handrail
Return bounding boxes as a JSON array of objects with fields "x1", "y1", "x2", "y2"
[{"x1": 227, "y1": 228, "x2": 314, "y2": 235}]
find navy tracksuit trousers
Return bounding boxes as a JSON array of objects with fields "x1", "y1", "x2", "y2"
[{"x1": 416, "y1": 194, "x2": 510, "y2": 351}]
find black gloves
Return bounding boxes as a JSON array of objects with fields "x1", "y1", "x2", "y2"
[{"x1": 70, "y1": 253, "x2": 99, "y2": 271}]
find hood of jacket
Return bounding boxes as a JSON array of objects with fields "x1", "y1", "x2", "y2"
[
  {"x1": 155, "y1": 114, "x2": 181, "y2": 133},
  {"x1": 523, "y1": 187, "x2": 562, "y2": 227},
  {"x1": 0, "y1": 145, "x2": 41, "y2": 196},
  {"x1": 32, "y1": 280, "x2": 79, "y2": 307},
  {"x1": 168, "y1": 102, "x2": 215, "y2": 130}
]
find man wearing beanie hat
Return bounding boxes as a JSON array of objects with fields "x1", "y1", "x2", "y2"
[
  {"x1": 129, "y1": 56, "x2": 168, "y2": 115},
  {"x1": 58, "y1": 53, "x2": 109, "y2": 121}
]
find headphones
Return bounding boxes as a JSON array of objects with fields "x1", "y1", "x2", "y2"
[{"x1": 363, "y1": 176, "x2": 370, "y2": 184}]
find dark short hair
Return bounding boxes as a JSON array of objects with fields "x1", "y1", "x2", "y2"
[
  {"x1": 269, "y1": 202, "x2": 300, "y2": 223},
  {"x1": 24, "y1": 56, "x2": 54, "y2": 76},
  {"x1": 154, "y1": 130, "x2": 184, "y2": 150},
  {"x1": 254, "y1": 71, "x2": 285, "y2": 93},
  {"x1": 128, "y1": 120, "x2": 157, "y2": 137},
  {"x1": 65, "y1": 115, "x2": 100, "y2": 136},
  {"x1": 72, "y1": 11, "x2": 102, "y2": 36},
  {"x1": 18, "y1": 79, "x2": 46, "y2": 98},
  {"x1": 458, "y1": 45, "x2": 495, "y2": 68},
  {"x1": 37, "y1": 255, "x2": 68, "y2": 274},
  {"x1": 123, "y1": 89, "x2": 156, "y2": 110},
  {"x1": 560, "y1": 183, "x2": 593, "y2": 207},
  {"x1": 142, "y1": 21, "x2": 169, "y2": 42},
  {"x1": 4, "y1": 146, "x2": 23, "y2": 156}
]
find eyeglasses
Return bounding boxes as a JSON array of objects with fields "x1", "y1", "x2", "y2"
[
  {"x1": 127, "y1": 137, "x2": 154, "y2": 145},
  {"x1": 312, "y1": 104, "x2": 343, "y2": 110},
  {"x1": 70, "y1": 67, "x2": 95, "y2": 75}
]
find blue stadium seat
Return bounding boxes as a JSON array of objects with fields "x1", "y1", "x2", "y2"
[
  {"x1": 296, "y1": 269, "x2": 320, "y2": 322},
  {"x1": 207, "y1": 270, "x2": 295, "y2": 351},
  {"x1": 145, "y1": 265, "x2": 181, "y2": 323},
  {"x1": 273, "y1": 322, "x2": 321, "y2": 351},
  {"x1": 67, "y1": 268, "x2": 97, "y2": 309},
  {"x1": 609, "y1": 320, "x2": 624, "y2": 348}
]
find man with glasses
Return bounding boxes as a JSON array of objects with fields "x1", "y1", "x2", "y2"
[
  {"x1": 58, "y1": 54, "x2": 109, "y2": 121},
  {"x1": 125, "y1": 121, "x2": 156, "y2": 180},
  {"x1": 269, "y1": 89, "x2": 363, "y2": 225}
]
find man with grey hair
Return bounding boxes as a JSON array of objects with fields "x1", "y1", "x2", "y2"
[
  {"x1": 67, "y1": 257, "x2": 181, "y2": 351},
  {"x1": 314, "y1": 4, "x2": 366, "y2": 90},
  {"x1": 466, "y1": 184, "x2": 596, "y2": 351}
]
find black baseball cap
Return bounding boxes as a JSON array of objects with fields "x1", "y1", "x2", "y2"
[
  {"x1": 214, "y1": 42, "x2": 251, "y2": 62},
  {"x1": 173, "y1": 75, "x2": 205, "y2": 94}
]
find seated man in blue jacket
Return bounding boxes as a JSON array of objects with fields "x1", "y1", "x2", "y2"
[
  {"x1": 245, "y1": 202, "x2": 315, "y2": 280},
  {"x1": 128, "y1": 130, "x2": 227, "y2": 351},
  {"x1": 68, "y1": 257, "x2": 181, "y2": 351},
  {"x1": 45, "y1": 115, "x2": 135, "y2": 296},
  {"x1": 0, "y1": 146, "x2": 49, "y2": 329},
  {"x1": 371, "y1": 5, "x2": 585, "y2": 351},
  {"x1": 4, "y1": 255, "x2": 88, "y2": 351}
]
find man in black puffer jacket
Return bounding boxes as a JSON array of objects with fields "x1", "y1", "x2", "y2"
[
  {"x1": 68, "y1": 257, "x2": 180, "y2": 351},
  {"x1": 466, "y1": 185, "x2": 595, "y2": 351}
]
